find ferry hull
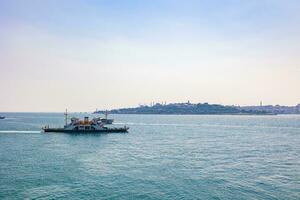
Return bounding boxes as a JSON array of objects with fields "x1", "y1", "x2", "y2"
[{"x1": 43, "y1": 127, "x2": 129, "y2": 133}]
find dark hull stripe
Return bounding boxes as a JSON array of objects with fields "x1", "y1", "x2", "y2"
[{"x1": 44, "y1": 128, "x2": 128, "y2": 133}]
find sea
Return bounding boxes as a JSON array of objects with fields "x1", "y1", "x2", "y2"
[{"x1": 0, "y1": 113, "x2": 299, "y2": 199}]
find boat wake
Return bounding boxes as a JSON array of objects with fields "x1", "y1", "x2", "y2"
[{"x1": 0, "y1": 130, "x2": 41, "y2": 134}]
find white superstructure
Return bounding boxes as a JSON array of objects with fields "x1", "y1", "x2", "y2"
[{"x1": 63, "y1": 116, "x2": 107, "y2": 131}]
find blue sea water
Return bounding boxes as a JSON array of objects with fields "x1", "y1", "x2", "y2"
[{"x1": 0, "y1": 113, "x2": 299, "y2": 200}]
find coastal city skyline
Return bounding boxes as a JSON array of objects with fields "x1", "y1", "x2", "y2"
[{"x1": 1, "y1": 0, "x2": 300, "y2": 112}]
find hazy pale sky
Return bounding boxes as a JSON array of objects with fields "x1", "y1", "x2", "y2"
[{"x1": 0, "y1": 0, "x2": 299, "y2": 112}]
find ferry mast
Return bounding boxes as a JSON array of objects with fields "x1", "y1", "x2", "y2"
[{"x1": 64, "y1": 109, "x2": 68, "y2": 126}]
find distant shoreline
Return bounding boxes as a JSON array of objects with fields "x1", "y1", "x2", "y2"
[
  {"x1": 94, "y1": 113, "x2": 278, "y2": 116},
  {"x1": 94, "y1": 102, "x2": 300, "y2": 115}
]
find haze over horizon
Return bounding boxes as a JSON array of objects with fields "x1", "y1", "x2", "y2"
[{"x1": 1, "y1": 0, "x2": 300, "y2": 112}]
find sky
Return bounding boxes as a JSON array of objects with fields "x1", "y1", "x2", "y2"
[{"x1": 0, "y1": 0, "x2": 299, "y2": 112}]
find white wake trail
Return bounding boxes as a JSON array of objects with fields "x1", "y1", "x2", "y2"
[{"x1": 0, "y1": 130, "x2": 42, "y2": 134}]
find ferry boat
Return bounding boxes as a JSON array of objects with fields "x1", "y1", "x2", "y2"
[
  {"x1": 43, "y1": 110, "x2": 128, "y2": 133},
  {"x1": 100, "y1": 110, "x2": 114, "y2": 124},
  {"x1": 94, "y1": 110, "x2": 114, "y2": 124},
  {"x1": 100, "y1": 117, "x2": 114, "y2": 125}
]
